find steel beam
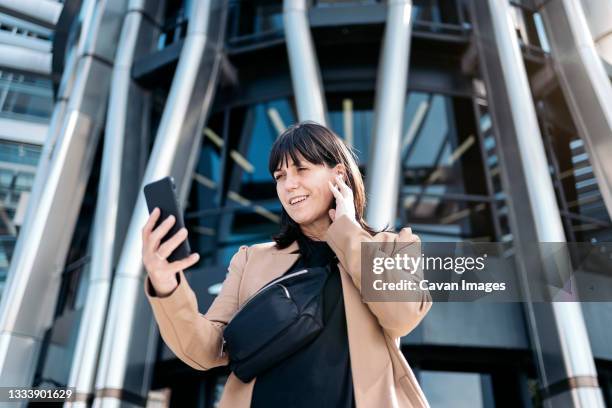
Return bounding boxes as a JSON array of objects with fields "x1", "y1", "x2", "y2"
[{"x1": 91, "y1": 1, "x2": 228, "y2": 406}]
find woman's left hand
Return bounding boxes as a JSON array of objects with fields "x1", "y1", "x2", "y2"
[{"x1": 328, "y1": 174, "x2": 356, "y2": 223}]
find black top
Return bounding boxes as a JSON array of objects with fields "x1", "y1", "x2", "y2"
[{"x1": 250, "y1": 235, "x2": 356, "y2": 408}]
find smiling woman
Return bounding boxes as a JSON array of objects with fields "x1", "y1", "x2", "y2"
[
  {"x1": 269, "y1": 121, "x2": 379, "y2": 250},
  {"x1": 142, "y1": 121, "x2": 433, "y2": 408}
]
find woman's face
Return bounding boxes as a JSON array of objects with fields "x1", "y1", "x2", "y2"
[{"x1": 273, "y1": 155, "x2": 340, "y2": 227}]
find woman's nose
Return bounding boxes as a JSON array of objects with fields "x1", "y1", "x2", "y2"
[{"x1": 284, "y1": 174, "x2": 299, "y2": 190}]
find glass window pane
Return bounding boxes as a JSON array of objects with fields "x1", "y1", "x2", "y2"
[
  {"x1": 419, "y1": 371, "x2": 493, "y2": 408},
  {"x1": 0, "y1": 141, "x2": 41, "y2": 166},
  {"x1": 242, "y1": 98, "x2": 296, "y2": 184},
  {"x1": 0, "y1": 170, "x2": 13, "y2": 188},
  {"x1": 14, "y1": 173, "x2": 34, "y2": 190}
]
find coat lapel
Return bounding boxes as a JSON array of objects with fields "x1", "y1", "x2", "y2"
[
  {"x1": 237, "y1": 240, "x2": 301, "y2": 305},
  {"x1": 338, "y1": 262, "x2": 392, "y2": 404}
]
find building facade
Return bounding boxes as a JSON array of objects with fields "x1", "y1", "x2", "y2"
[{"x1": 0, "y1": 0, "x2": 611, "y2": 407}]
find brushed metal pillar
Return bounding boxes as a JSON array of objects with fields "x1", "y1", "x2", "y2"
[
  {"x1": 64, "y1": 0, "x2": 164, "y2": 406},
  {"x1": 579, "y1": 0, "x2": 612, "y2": 68},
  {"x1": 91, "y1": 1, "x2": 227, "y2": 406},
  {"x1": 366, "y1": 0, "x2": 413, "y2": 230},
  {"x1": 0, "y1": 44, "x2": 52, "y2": 76},
  {"x1": 538, "y1": 0, "x2": 612, "y2": 220},
  {"x1": 0, "y1": 0, "x2": 126, "y2": 398},
  {"x1": 18, "y1": 0, "x2": 97, "y2": 243},
  {"x1": 471, "y1": 0, "x2": 605, "y2": 406},
  {"x1": 283, "y1": 0, "x2": 328, "y2": 125},
  {"x1": 0, "y1": 0, "x2": 62, "y2": 28}
]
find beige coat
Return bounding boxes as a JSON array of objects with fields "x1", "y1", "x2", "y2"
[{"x1": 144, "y1": 214, "x2": 432, "y2": 407}]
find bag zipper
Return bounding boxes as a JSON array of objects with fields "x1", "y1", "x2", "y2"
[
  {"x1": 227, "y1": 269, "x2": 307, "y2": 324},
  {"x1": 251, "y1": 269, "x2": 306, "y2": 300},
  {"x1": 277, "y1": 283, "x2": 290, "y2": 299},
  {"x1": 220, "y1": 269, "x2": 307, "y2": 357}
]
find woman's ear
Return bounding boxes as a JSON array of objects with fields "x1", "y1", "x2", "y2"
[{"x1": 333, "y1": 163, "x2": 347, "y2": 179}]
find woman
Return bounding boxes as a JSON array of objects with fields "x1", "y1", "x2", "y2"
[{"x1": 142, "y1": 122, "x2": 432, "y2": 407}]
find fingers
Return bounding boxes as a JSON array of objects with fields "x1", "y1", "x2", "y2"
[
  {"x1": 328, "y1": 180, "x2": 342, "y2": 200},
  {"x1": 157, "y1": 227, "x2": 188, "y2": 259},
  {"x1": 166, "y1": 252, "x2": 200, "y2": 273},
  {"x1": 148, "y1": 214, "x2": 176, "y2": 251},
  {"x1": 329, "y1": 175, "x2": 352, "y2": 203},
  {"x1": 141, "y1": 209, "x2": 199, "y2": 276},
  {"x1": 335, "y1": 174, "x2": 353, "y2": 197},
  {"x1": 142, "y1": 208, "x2": 160, "y2": 239}
]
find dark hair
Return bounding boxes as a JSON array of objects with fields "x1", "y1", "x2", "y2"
[{"x1": 268, "y1": 121, "x2": 385, "y2": 249}]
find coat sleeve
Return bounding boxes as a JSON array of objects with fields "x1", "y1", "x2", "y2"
[
  {"x1": 144, "y1": 245, "x2": 249, "y2": 370},
  {"x1": 324, "y1": 215, "x2": 432, "y2": 339}
]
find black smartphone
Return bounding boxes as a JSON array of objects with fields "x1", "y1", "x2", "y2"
[{"x1": 143, "y1": 176, "x2": 191, "y2": 262}]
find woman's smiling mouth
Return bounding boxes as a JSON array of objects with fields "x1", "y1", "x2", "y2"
[{"x1": 289, "y1": 195, "x2": 309, "y2": 206}]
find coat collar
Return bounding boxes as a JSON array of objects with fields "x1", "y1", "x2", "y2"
[
  {"x1": 272, "y1": 240, "x2": 300, "y2": 254},
  {"x1": 271, "y1": 236, "x2": 335, "y2": 255},
  {"x1": 238, "y1": 239, "x2": 300, "y2": 305}
]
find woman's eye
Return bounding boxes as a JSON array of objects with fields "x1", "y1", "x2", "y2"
[{"x1": 298, "y1": 167, "x2": 307, "y2": 171}]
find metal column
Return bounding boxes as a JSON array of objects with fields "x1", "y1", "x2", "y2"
[
  {"x1": 0, "y1": 44, "x2": 52, "y2": 76},
  {"x1": 283, "y1": 0, "x2": 328, "y2": 125},
  {"x1": 91, "y1": 1, "x2": 227, "y2": 406},
  {"x1": 537, "y1": 0, "x2": 612, "y2": 220},
  {"x1": 17, "y1": 0, "x2": 97, "y2": 243},
  {"x1": 0, "y1": 4, "x2": 55, "y2": 76},
  {"x1": 65, "y1": 0, "x2": 164, "y2": 406},
  {"x1": 0, "y1": 0, "x2": 126, "y2": 396},
  {"x1": 0, "y1": 0, "x2": 62, "y2": 28},
  {"x1": 366, "y1": 0, "x2": 413, "y2": 230},
  {"x1": 470, "y1": 0, "x2": 605, "y2": 406},
  {"x1": 579, "y1": 0, "x2": 612, "y2": 69}
]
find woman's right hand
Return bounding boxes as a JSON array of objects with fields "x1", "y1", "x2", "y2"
[{"x1": 142, "y1": 207, "x2": 200, "y2": 296}]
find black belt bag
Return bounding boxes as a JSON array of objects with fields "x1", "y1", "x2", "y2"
[{"x1": 222, "y1": 265, "x2": 330, "y2": 382}]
